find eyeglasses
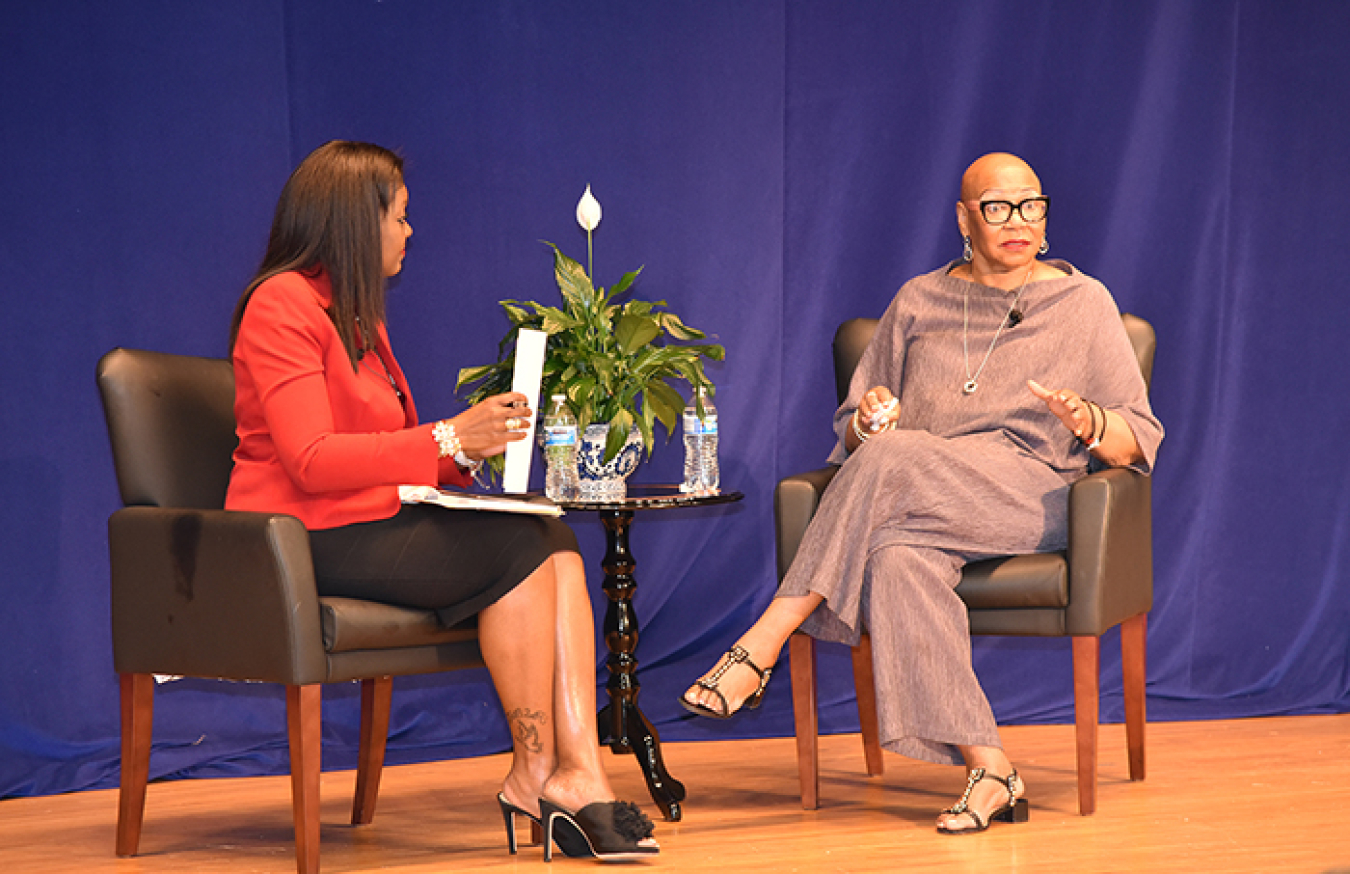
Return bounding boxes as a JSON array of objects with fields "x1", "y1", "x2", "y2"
[{"x1": 972, "y1": 196, "x2": 1050, "y2": 226}]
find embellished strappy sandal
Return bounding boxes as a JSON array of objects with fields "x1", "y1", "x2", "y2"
[
  {"x1": 679, "y1": 644, "x2": 773, "y2": 720},
  {"x1": 936, "y1": 768, "x2": 1030, "y2": 834}
]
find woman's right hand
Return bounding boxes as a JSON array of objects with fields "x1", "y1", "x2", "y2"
[
  {"x1": 858, "y1": 386, "x2": 900, "y2": 432},
  {"x1": 448, "y1": 392, "x2": 532, "y2": 460},
  {"x1": 846, "y1": 386, "x2": 900, "y2": 452}
]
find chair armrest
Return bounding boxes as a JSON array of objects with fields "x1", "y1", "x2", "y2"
[
  {"x1": 774, "y1": 466, "x2": 840, "y2": 581},
  {"x1": 1064, "y1": 467, "x2": 1153, "y2": 635},
  {"x1": 108, "y1": 506, "x2": 329, "y2": 685}
]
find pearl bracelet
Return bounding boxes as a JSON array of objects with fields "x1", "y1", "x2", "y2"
[
  {"x1": 431, "y1": 420, "x2": 461, "y2": 460},
  {"x1": 851, "y1": 409, "x2": 871, "y2": 444}
]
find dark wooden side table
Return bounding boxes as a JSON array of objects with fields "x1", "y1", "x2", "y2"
[{"x1": 558, "y1": 484, "x2": 743, "y2": 822}]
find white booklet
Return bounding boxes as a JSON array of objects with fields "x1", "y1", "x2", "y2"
[
  {"x1": 399, "y1": 485, "x2": 563, "y2": 517},
  {"x1": 503, "y1": 328, "x2": 548, "y2": 493}
]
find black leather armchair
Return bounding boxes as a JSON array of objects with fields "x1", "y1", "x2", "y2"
[
  {"x1": 779, "y1": 314, "x2": 1155, "y2": 816},
  {"x1": 97, "y1": 348, "x2": 484, "y2": 874}
]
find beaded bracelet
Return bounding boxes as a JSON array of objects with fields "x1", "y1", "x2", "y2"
[
  {"x1": 431, "y1": 420, "x2": 461, "y2": 460},
  {"x1": 851, "y1": 409, "x2": 871, "y2": 445}
]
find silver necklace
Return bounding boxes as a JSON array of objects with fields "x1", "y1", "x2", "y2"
[
  {"x1": 356, "y1": 316, "x2": 404, "y2": 401},
  {"x1": 961, "y1": 265, "x2": 1032, "y2": 394}
]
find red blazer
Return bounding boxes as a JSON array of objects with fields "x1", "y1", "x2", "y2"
[{"x1": 225, "y1": 269, "x2": 471, "y2": 530}]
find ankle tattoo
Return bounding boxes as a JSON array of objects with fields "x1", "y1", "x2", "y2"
[{"x1": 507, "y1": 708, "x2": 548, "y2": 753}]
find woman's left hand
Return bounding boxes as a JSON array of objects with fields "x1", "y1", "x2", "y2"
[
  {"x1": 1027, "y1": 379, "x2": 1093, "y2": 442},
  {"x1": 450, "y1": 392, "x2": 532, "y2": 460}
]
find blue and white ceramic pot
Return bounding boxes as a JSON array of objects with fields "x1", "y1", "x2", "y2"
[{"x1": 576, "y1": 424, "x2": 642, "y2": 501}]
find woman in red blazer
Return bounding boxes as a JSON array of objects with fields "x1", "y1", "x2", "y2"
[{"x1": 227, "y1": 141, "x2": 656, "y2": 860}]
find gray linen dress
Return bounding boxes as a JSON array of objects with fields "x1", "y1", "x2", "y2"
[{"x1": 779, "y1": 260, "x2": 1164, "y2": 766}]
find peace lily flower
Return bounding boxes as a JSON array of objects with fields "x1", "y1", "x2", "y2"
[
  {"x1": 576, "y1": 184, "x2": 602, "y2": 278},
  {"x1": 576, "y1": 184, "x2": 602, "y2": 231}
]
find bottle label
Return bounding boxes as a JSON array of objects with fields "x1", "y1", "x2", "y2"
[
  {"x1": 684, "y1": 414, "x2": 718, "y2": 436},
  {"x1": 543, "y1": 424, "x2": 577, "y2": 447}
]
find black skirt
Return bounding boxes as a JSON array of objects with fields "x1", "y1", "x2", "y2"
[{"x1": 307, "y1": 503, "x2": 579, "y2": 628}]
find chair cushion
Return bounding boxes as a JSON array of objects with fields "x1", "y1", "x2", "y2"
[
  {"x1": 956, "y1": 553, "x2": 1069, "y2": 609},
  {"x1": 320, "y1": 597, "x2": 478, "y2": 653}
]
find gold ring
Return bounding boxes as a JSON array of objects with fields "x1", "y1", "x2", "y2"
[{"x1": 505, "y1": 417, "x2": 521, "y2": 431}]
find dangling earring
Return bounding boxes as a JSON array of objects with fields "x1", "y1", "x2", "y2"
[
  {"x1": 962, "y1": 236, "x2": 973, "y2": 262},
  {"x1": 1039, "y1": 237, "x2": 1049, "y2": 255}
]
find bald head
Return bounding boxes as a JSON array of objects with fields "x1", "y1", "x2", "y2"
[{"x1": 960, "y1": 153, "x2": 1041, "y2": 202}]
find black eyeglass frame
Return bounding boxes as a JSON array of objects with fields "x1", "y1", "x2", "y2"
[{"x1": 972, "y1": 195, "x2": 1051, "y2": 226}]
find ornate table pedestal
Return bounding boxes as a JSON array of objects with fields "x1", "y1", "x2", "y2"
[{"x1": 560, "y1": 485, "x2": 742, "y2": 822}]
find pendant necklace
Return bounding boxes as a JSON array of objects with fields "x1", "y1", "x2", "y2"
[
  {"x1": 961, "y1": 264, "x2": 1033, "y2": 395},
  {"x1": 356, "y1": 316, "x2": 404, "y2": 402}
]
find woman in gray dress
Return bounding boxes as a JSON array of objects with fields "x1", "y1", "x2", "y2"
[{"x1": 681, "y1": 152, "x2": 1163, "y2": 834}]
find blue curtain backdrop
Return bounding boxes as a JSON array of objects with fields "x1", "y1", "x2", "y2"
[{"x1": 3, "y1": 1, "x2": 1348, "y2": 798}]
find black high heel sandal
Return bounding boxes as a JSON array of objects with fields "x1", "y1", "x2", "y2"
[
  {"x1": 538, "y1": 797, "x2": 659, "y2": 861},
  {"x1": 936, "y1": 768, "x2": 1030, "y2": 834},
  {"x1": 496, "y1": 793, "x2": 543, "y2": 854},
  {"x1": 679, "y1": 644, "x2": 772, "y2": 719}
]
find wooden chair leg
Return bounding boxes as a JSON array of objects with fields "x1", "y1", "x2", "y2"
[
  {"x1": 352, "y1": 677, "x2": 392, "y2": 825},
  {"x1": 287, "y1": 684, "x2": 322, "y2": 874},
  {"x1": 1121, "y1": 612, "x2": 1148, "y2": 782},
  {"x1": 789, "y1": 632, "x2": 819, "y2": 809},
  {"x1": 1071, "y1": 636, "x2": 1101, "y2": 816},
  {"x1": 116, "y1": 673, "x2": 154, "y2": 857},
  {"x1": 851, "y1": 635, "x2": 884, "y2": 777}
]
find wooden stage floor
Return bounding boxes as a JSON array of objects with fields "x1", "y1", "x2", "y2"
[{"x1": 2, "y1": 714, "x2": 1347, "y2": 873}]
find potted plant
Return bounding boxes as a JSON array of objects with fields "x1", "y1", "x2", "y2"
[{"x1": 457, "y1": 185, "x2": 724, "y2": 487}]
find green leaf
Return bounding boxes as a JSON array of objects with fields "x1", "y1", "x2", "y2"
[
  {"x1": 614, "y1": 312, "x2": 662, "y2": 354},
  {"x1": 646, "y1": 380, "x2": 686, "y2": 433},
  {"x1": 547, "y1": 242, "x2": 595, "y2": 313},
  {"x1": 456, "y1": 363, "x2": 496, "y2": 390},
  {"x1": 500, "y1": 301, "x2": 536, "y2": 325},
  {"x1": 603, "y1": 409, "x2": 636, "y2": 462},
  {"x1": 635, "y1": 400, "x2": 655, "y2": 452},
  {"x1": 540, "y1": 307, "x2": 582, "y2": 334},
  {"x1": 657, "y1": 312, "x2": 707, "y2": 340},
  {"x1": 605, "y1": 268, "x2": 643, "y2": 303},
  {"x1": 592, "y1": 357, "x2": 616, "y2": 391}
]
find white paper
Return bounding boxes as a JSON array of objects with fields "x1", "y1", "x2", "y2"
[
  {"x1": 503, "y1": 328, "x2": 547, "y2": 493},
  {"x1": 399, "y1": 485, "x2": 562, "y2": 516}
]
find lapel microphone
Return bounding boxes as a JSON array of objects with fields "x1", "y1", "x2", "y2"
[{"x1": 1008, "y1": 309, "x2": 1023, "y2": 327}]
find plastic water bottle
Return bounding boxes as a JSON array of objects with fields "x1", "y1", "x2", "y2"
[
  {"x1": 680, "y1": 387, "x2": 720, "y2": 494},
  {"x1": 542, "y1": 395, "x2": 580, "y2": 502}
]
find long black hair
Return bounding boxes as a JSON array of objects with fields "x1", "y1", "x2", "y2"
[{"x1": 230, "y1": 140, "x2": 404, "y2": 369}]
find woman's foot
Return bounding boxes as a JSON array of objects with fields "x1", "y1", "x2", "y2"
[
  {"x1": 538, "y1": 767, "x2": 658, "y2": 858},
  {"x1": 680, "y1": 644, "x2": 775, "y2": 719},
  {"x1": 537, "y1": 766, "x2": 616, "y2": 815},
  {"x1": 935, "y1": 767, "x2": 1029, "y2": 834}
]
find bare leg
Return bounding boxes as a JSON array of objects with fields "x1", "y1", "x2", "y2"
[
  {"x1": 532, "y1": 551, "x2": 658, "y2": 851},
  {"x1": 682, "y1": 592, "x2": 824, "y2": 716},
  {"x1": 481, "y1": 551, "x2": 655, "y2": 851},
  {"x1": 538, "y1": 550, "x2": 617, "y2": 811},
  {"x1": 476, "y1": 559, "x2": 560, "y2": 816},
  {"x1": 935, "y1": 743, "x2": 1027, "y2": 833}
]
